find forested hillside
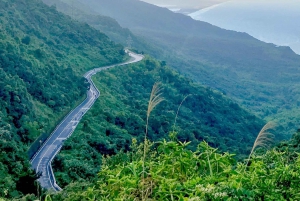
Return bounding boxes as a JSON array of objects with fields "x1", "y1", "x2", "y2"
[
  {"x1": 52, "y1": 56, "x2": 264, "y2": 187},
  {"x1": 0, "y1": 0, "x2": 126, "y2": 198},
  {"x1": 45, "y1": 0, "x2": 300, "y2": 136},
  {"x1": 41, "y1": 0, "x2": 166, "y2": 58}
]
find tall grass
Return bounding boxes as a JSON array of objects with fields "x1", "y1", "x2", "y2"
[
  {"x1": 142, "y1": 82, "x2": 164, "y2": 200},
  {"x1": 246, "y1": 121, "x2": 275, "y2": 166},
  {"x1": 172, "y1": 94, "x2": 191, "y2": 132},
  {"x1": 145, "y1": 83, "x2": 164, "y2": 141}
]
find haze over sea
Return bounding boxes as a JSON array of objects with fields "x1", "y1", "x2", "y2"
[{"x1": 188, "y1": 0, "x2": 300, "y2": 55}]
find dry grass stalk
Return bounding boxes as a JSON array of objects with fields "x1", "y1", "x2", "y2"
[
  {"x1": 246, "y1": 121, "x2": 275, "y2": 166},
  {"x1": 172, "y1": 94, "x2": 191, "y2": 132},
  {"x1": 142, "y1": 82, "x2": 164, "y2": 200},
  {"x1": 146, "y1": 83, "x2": 164, "y2": 119},
  {"x1": 145, "y1": 82, "x2": 164, "y2": 140}
]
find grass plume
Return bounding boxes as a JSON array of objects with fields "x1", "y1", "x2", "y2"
[
  {"x1": 145, "y1": 82, "x2": 164, "y2": 140},
  {"x1": 246, "y1": 121, "x2": 275, "y2": 166},
  {"x1": 142, "y1": 82, "x2": 164, "y2": 200}
]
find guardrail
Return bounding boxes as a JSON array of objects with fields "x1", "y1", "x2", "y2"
[{"x1": 30, "y1": 50, "x2": 144, "y2": 191}]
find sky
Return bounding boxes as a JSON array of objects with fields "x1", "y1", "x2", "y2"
[{"x1": 140, "y1": 0, "x2": 231, "y2": 9}]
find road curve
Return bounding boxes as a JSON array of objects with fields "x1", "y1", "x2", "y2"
[{"x1": 30, "y1": 50, "x2": 144, "y2": 191}]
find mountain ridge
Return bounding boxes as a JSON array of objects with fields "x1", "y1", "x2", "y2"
[{"x1": 46, "y1": 0, "x2": 300, "y2": 136}]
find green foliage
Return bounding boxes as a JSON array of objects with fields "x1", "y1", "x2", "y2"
[
  {"x1": 52, "y1": 56, "x2": 264, "y2": 187},
  {"x1": 0, "y1": 135, "x2": 39, "y2": 198},
  {"x1": 50, "y1": 137, "x2": 300, "y2": 200},
  {"x1": 276, "y1": 129, "x2": 300, "y2": 160},
  {"x1": 0, "y1": 0, "x2": 126, "y2": 198}
]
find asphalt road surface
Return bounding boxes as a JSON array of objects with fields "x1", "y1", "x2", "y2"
[{"x1": 30, "y1": 50, "x2": 144, "y2": 191}]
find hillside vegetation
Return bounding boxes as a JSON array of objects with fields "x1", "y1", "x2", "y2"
[
  {"x1": 52, "y1": 57, "x2": 264, "y2": 187},
  {"x1": 0, "y1": 0, "x2": 125, "y2": 198},
  {"x1": 45, "y1": 0, "x2": 300, "y2": 136},
  {"x1": 50, "y1": 131, "x2": 300, "y2": 201}
]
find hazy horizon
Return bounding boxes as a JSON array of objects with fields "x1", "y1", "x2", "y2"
[
  {"x1": 140, "y1": 0, "x2": 290, "y2": 9},
  {"x1": 140, "y1": 0, "x2": 230, "y2": 9}
]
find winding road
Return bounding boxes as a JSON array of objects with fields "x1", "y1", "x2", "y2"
[{"x1": 30, "y1": 50, "x2": 144, "y2": 191}]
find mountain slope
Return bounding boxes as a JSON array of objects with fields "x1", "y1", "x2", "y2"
[
  {"x1": 42, "y1": 0, "x2": 166, "y2": 59},
  {"x1": 0, "y1": 0, "x2": 125, "y2": 198},
  {"x1": 44, "y1": 0, "x2": 300, "y2": 136},
  {"x1": 52, "y1": 56, "x2": 264, "y2": 187},
  {"x1": 74, "y1": 0, "x2": 300, "y2": 75}
]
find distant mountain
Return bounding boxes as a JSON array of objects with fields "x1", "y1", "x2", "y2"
[
  {"x1": 72, "y1": 0, "x2": 299, "y2": 66},
  {"x1": 47, "y1": 0, "x2": 300, "y2": 136},
  {"x1": 189, "y1": 0, "x2": 300, "y2": 55}
]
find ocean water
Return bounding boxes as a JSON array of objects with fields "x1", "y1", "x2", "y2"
[{"x1": 189, "y1": 0, "x2": 300, "y2": 55}]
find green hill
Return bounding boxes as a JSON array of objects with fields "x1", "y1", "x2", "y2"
[
  {"x1": 45, "y1": 0, "x2": 300, "y2": 136},
  {"x1": 52, "y1": 56, "x2": 264, "y2": 187},
  {"x1": 0, "y1": 0, "x2": 125, "y2": 198}
]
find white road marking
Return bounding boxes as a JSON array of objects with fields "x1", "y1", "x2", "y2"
[{"x1": 31, "y1": 50, "x2": 144, "y2": 191}]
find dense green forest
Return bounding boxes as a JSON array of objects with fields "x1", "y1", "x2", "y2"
[
  {"x1": 0, "y1": 0, "x2": 126, "y2": 198},
  {"x1": 44, "y1": 0, "x2": 300, "y2": 137},
  {"x1": 52, "y1": 57, "x2": 264, "y2": 188}
]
